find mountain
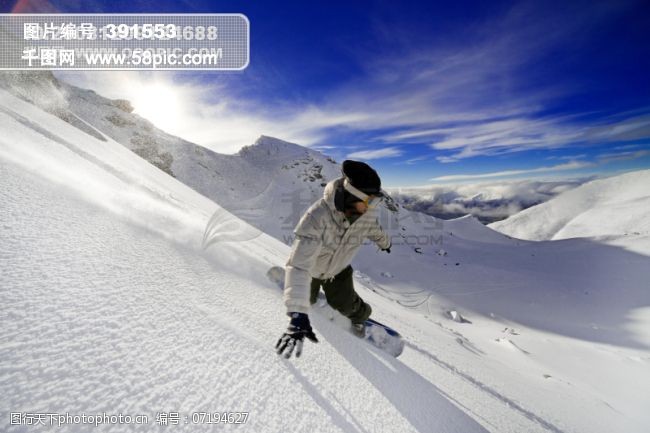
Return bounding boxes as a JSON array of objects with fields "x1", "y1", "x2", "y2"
[
  {"x1": 0, "y1": 72, "x2": 343, "y2": 239},
  {"x1": 2, "y1": 72, "x2": 650, "y2": 433},
  {"x1": 489, "y1": 170, "x2": 650, "y2": 255}
]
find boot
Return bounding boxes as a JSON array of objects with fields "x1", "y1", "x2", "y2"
[{"x1": 351, "y1": 322, "x2": 366, "y2": 338}]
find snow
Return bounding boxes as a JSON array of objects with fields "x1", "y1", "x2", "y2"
[
  {"x1": 0, "y1": 87, "x2": 484, "y2": 433},
  {"x1": 489, "y1": 170, "x2": 650, "y2": 255},
  {"x1": 2, "y1": 73, "x2": 650, "y2": 433}
]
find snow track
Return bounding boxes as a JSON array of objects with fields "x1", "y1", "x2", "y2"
[{"x1": 404, "y1": 341, "x2": 565, "y2": 433}]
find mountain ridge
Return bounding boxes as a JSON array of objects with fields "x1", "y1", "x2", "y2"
[{"x1": 489, "y1": 169, "x2": 650, "y2": 255}]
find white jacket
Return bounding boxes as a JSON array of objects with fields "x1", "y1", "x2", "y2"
[{"x1": 283, "y1": 177, "x2": 391, "y2": 314}]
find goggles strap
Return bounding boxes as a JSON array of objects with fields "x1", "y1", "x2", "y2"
[{"x1": 343, "y1": 178, "x2": 370, "y2": 202}]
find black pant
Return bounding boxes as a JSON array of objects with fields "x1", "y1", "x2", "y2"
[{"x1": 310, "y1": 265, "x2": 372, "y2": 324}]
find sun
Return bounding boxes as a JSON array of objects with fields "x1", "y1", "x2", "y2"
[{"x1": 130, "y1": 82, "x2": 184, "y2": 132}]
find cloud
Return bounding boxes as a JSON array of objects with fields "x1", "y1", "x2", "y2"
[
  {"x1": 404, "y1": 155, "x2": 430, "y2": 164},
  {"x1": 427, "y1": 114, "x2": 650, "y2": 163},
  {"x1": 612, "y1": 144, "x2": 642, "y2": 151},
  {"x1": 546, "y1": 154, "x2": 589, "y2": 161},
  {"x1": 347, "y1": 146, "x2": 402, "y2": 160},
  {"x1": 429, "y1": 161, "x2": 593, "y2": 182},
  {"x1": 597, "y1": 149, "x2": 650, "y2": 163},
  {"x1": 55, "y1": 71, "x2": 345, "y2": 154},
  {"x1": 304, "y1": 2, "x2": 649, "y2": 162},
  {"x1": 55, "y1": 2, "x2": 650, "y2": 162},
  {"x1": 428, "y1": 148, "x2": 649, "y2": 183},
  {"x1": 386, "y1": 178, "x2": 590, "y2": 223},
  {"x1": 312, "y1": 2, "x2": 650, "y2": 160}
]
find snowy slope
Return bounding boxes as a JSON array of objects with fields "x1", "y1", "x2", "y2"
[
  {"x1": 489, "y1": 170, "x2": 650, "y2": 255},
  {"x1": 2, "y1": 73, "x2": 650, "y2": 433},
  {"x1": 0, "y1": 87, "x2": 487, "y2": 433}
]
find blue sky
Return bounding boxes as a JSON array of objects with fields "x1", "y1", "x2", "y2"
[{"x1": 5, "y1": 0, "x2": 650, "y2": 186}]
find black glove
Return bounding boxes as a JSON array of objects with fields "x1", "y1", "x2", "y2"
[
  {"x1": 276, "y1": 312, "x2": 319, "y2": 358},
  {"x1": 382, "y1": 242, "x2": 392, "y2": 254}
]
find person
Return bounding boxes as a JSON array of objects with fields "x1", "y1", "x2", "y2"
[{"x1": 276, "y1": 160, "x2": 392, "y2": 358}]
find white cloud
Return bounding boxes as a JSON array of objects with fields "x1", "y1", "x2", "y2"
[
  {"x1": 54, "y1": 2, "x2": 650, "y2": 161},
  {"x1": 385, "y1": 177, "x2": 590, "y2": 222},
  {"x1": 404, "y1": 155, "x2": 430, "y2": 164},
  {"x1": 612, "y1": 144, "x2": 641, "y2": 151},
  {"x1": 429, "y1": 161, "x2": 593, "y2": 182},
  {"x1": 347, "y1": 146, "x2": 403, "y2": 160},
  {"x1": 547, "y1": 154, "x2": 589, "y2": 161},
  {"x1": 597, "y1": 149, "x2": 650, "y2": 163},
  {"x1": 427, "y1": 115, "x2": 650, "y2": 162},
  {"x1": 311, "y1": 2, "x2": 650, "y2": 160}
]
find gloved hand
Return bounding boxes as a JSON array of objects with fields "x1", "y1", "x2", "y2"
[
  {"x1": 382, "y1": 242, "x2": 392, "y2": 254},
  {"x1": 276, "y1": 312, "x2": 318, "y2": 358}
]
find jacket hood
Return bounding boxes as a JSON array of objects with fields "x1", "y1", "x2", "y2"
[{"x1": 323, "y1": 177, "x2": 343, "y2": 212}]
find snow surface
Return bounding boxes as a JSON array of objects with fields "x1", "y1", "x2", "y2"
[
  {"x1": 2, "y1": 74, "x2": 650, "y2": 433},
  {"x1": 489, "y1": 171, "x2": 650, "y2": 256},
  {"x1": 0, "y1": 85, "x2": 484, "y2": 433}
]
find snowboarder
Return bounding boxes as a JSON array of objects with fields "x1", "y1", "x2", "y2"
[{"x1": 276, "y1": 160, "x2": 392, "y2": 358}]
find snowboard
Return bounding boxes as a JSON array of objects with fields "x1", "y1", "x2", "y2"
[{"x1": 267, "y1": 266, "x2": 404, "y2": 357}]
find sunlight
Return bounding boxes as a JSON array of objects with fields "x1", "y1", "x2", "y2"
[{"x1": 129, "y1": 82, "x2": 184, "y2": 132}]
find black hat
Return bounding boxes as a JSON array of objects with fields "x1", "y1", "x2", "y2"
[{"x1": 341, "y1": 160, "x2": 382, "y2": 195}]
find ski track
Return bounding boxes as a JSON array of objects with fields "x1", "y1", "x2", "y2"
[
  {"x1": 404, "y1": 341, "x2": 566, "y2": 433},
  {"x1": 348, "y1": 271, "x2": 564, "y2": 433}
]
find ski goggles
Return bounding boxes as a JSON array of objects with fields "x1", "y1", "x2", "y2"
[{"x1": 343, "y1": 178, "x2": 384, "y2": 207}]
